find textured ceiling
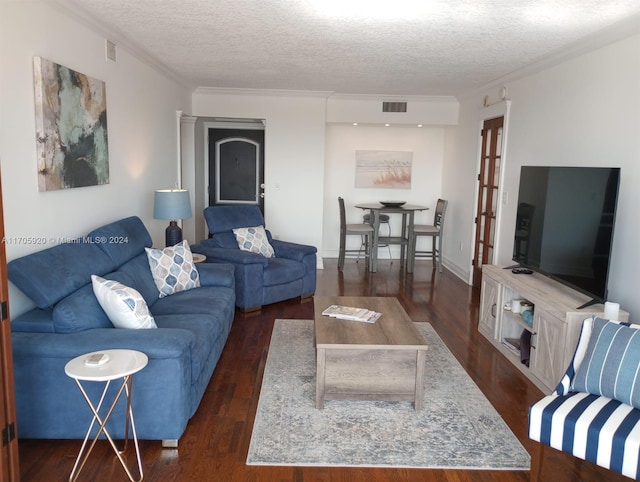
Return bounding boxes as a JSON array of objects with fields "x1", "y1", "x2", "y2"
[{"x1": 62, "y1": 0, "x2": 640, "y2": 96}]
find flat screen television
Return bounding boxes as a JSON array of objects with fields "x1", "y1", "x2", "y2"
[{"x1": 512, "y1": 166, "x2": 620, "y2": 308}]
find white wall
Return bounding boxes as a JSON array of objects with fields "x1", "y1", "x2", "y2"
[
  {"x1": 4, "y1": 2, "x2": 638, "y2": 320},
  {"x1": 324, "y1": 125, "x2": 444, "y2": 259},
  {"x1": 190, "y1": 92, "x2": 458, "y2": 265},
  {"x1": 327, "y1": 95, "x2": 458, "y2": 126},
  {"x1": 441, "y1": 98, "x2": 511, "y2": 281},
  {"x1": 444, "y1": 33, "x2": 640, "y2": 319},
  {"x1": 191, "y1": 90, "x2": 327, "y2": 259},
  {"x1": 0, "y1": 1, "x2": 192, "y2": 315}
]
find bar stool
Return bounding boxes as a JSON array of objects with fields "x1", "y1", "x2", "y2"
[
  {"x1": 409, "y1": 199, "x2": 448, "y2": 272},
  {"x1": 338, "y1": 197, "x2": 374, "y2": 271},
  {"x1": 359, "y1": 213, "x2": 392, "y2": 260}
]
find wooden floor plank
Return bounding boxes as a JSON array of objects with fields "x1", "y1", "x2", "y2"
[{"x1": 17, "y1": 259, "x2": 630, "y2": 481}]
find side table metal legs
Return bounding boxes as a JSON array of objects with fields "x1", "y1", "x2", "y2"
[{"x1": 70, "y1": 375, "x2": 143, "y2": 482}]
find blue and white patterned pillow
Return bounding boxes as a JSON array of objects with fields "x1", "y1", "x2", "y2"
[
  {"x1": 91, "y1": 275, "x2": 157, "y2": 329},
  {"x1": 145, "y1": 240, "x2": 200, "y2": 298},
  {"x1": 232, "y1": 225, "x2": 275, "y2": 258},
  {"x1": 571, "y1": 316, "x2": 640, "y2": 408}
]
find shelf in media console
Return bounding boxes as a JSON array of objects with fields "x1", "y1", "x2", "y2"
[{"x1": 487, "y1": 265, "x2": 604, "y2": 318}]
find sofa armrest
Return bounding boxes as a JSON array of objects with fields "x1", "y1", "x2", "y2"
[
  {"x1": 270, "y1": 239, "x2": 317, "y2": 262},
  {"x1": 196, "y1": 262, "x2": 235, "y2": 288},
  {"x1": 11, "y1": 328, "x2": 197, "y2": 441},
  {"x1": 11, "y1": 327, "x2": 195, "y2": 360},
  {"x1": 191, "y1": 243, "x2": 269, "y2": 266}
]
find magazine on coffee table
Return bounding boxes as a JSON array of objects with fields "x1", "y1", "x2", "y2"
[{"x1": 321, "y1": 305, "x2": 382, "y2": 323}]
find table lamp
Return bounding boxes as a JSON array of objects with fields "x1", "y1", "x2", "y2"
[{"x1": 153, "y1": 189, "x2": 192, "y2": 246}]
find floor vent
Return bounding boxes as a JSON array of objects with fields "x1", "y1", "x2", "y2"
[{"x1": 382, "y1": 101, "x2": 407, "y2": 112}]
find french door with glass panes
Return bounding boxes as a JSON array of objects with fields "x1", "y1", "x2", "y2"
[{"x1": 472, "y1": 116, "x2": 503, "y2": 288}]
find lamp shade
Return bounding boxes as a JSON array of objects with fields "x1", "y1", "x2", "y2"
[{"x1": 153, "y1": 189, "x2": 192, "y2": 220}]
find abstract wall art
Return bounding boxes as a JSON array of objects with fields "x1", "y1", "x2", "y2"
[
  {"x1": 33, "y1": 57, "x2": 109, "y2": 191},
  {"x1": 354, "y1": 150, "x2": 412, "y2": 189}
]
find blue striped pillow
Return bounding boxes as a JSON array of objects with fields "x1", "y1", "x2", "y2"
[{"x1": 571, "y1": 317, "x2": 640, "y2": 408}]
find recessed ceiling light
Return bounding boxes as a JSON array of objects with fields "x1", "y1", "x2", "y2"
[
  {"x1": 417, "y1": 124, "x2": 423, "y2": 128},
  {"x1": 384, "y1": 123, "x2": 390, "y2": 127},
  {"x1": 352, "y1": 122, "x2": 358, "y2": 126}
]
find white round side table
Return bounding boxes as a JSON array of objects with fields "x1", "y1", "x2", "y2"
[
  {"x1": 65, "y1": 349, "x2": 148, "y2": 482},
  {"x1": 191, "y1": 252, "x2": 206, "y2": 264}
]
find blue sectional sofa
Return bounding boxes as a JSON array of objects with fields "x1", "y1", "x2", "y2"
[
  {"x1": 7, "y1": 216, "x2": 236, "y2": 446},
  {"x1": 191, "y1": 205, "x2": 317, "y2": 312}
]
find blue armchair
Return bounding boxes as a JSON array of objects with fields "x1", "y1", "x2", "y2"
[{"x1": 191, "y1": 205, "x2": 317, "y2": 312}]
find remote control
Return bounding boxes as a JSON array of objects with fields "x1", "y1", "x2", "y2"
[
  {"x1": 84, "y1": 353, "x2": 110, "y2": 366},
  {"x1": 512, "y1": 267, "x2": 534, "y2": 275}
]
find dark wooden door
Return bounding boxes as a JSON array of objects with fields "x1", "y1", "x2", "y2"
[
  {"x1": 0, "y1": 172, "x2": 19, "y2": 481},
  {"x1": 472, "y1": 116, "x2": 504, "y2": 288},
  {"x1": 208, "y1": 128, "x2": 265, "y2": 213}
]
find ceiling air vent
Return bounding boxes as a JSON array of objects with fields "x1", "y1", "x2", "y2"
[
  {"x1": 382, "y1": 101, "x2": 407, "y2": 113},
  {"x1": 105, "y1": 39, "x2": 117, "y2": 62}
]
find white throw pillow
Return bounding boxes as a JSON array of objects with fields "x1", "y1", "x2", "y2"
[
  {"x1": 145, "y1": 240, "x2": 201, "y2": 298},
  {"x1": 91, "y1": 275, "x2": 157, "y2": 329},
  {"x1": 232, "y1": 225, "x2": 275, "y2": 258}
]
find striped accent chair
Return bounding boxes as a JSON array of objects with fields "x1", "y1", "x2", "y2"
[{"x1": 529, "y1": 316, "x2": 640, "y2": 480}]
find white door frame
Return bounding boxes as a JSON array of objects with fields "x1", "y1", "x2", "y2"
[
  {"x1": 468, "y1": 100, "x2": 512, "y2": 286},
  {"x1": 202, "y1": 119, "x2": 265, "y2": 234}
]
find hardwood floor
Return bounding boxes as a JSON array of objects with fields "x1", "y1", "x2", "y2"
[{"x1": 18, "y1": 259, "x2": 630, "y2": 481}]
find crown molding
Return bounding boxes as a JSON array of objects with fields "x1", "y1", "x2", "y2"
[
  {"x1": 457, "y1": 12, "x2": 640, "y2": 101},
  {"x1": 194, "y1": 87, "x2": 458, "y2": 103},
  {"x1": 194, "y1": 86, "x2": 334, "y2": 98},
  {"x1": 51, "y1": 0, "x2": 195, "y2": 91}
]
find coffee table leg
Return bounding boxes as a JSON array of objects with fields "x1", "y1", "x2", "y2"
[
  {"x1": 316, "y1": 347, "x2": 326, "y2": 409},
  {"x1": 414, "y1": 350, "x2": 426, "y2": 410}
]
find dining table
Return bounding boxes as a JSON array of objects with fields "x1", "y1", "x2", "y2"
[{"x1": 354, "y1": 202, "x2": 429, "y2": 273}]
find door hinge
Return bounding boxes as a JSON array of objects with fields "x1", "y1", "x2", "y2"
[
  {"x1": 474, "y1": 217, "x2": 478, "y2": 224},
  {"x1": 2, "y1": 422, "x2": 15, "y2": 446},
  {"x1": 477, "y1": 174, "x2": 481, "y2": 181},
  {"x1": 1, "y1": 301, "x2": 7, "y2": 321}
]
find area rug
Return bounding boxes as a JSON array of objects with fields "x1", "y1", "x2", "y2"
[{"x1": 247, "y1": 319, "x2": 530, "y2": 470}]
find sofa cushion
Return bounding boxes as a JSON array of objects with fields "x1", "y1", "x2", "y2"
[
  {"x1": 233, "y1": 226, "x2": 275, "y2": 258},
  {"x1": 145, "y1": 240, "x2": 200, "y2": 298},
  {"x1": 571, "y1": 317, "x2": 640, "y2": 408},
  {"x1": 91, "y1": 275, "x2": 157, "y2": 329},
  {"x1": 53, "y1": 284, "x2": 112, "y2": 333},
  {"x1": 11, "y1": 308, "x2": 55, "y2": 333},
  {"x1": 116, "y1": 254, "x2": 160, "y2": 306},
  {"x1": 150, "y1": 286, "x2": 236, "y2": 319},
  {"x1": 88, "y1": 216, "x2": 153, "y2": 266},
  {"x1": 52, "y1": 271, "x2": 139, "y2": 333},
  {"x1": 7, "y1": 242, "x2": 115, "y2": 309},
  {"x1": 154, "y1": 313, "x2": 228, "y2": 384}
]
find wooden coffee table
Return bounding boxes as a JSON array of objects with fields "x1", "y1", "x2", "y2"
[{"x1": 314, "y1": 296, "x2": 428, "y2": 410}]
